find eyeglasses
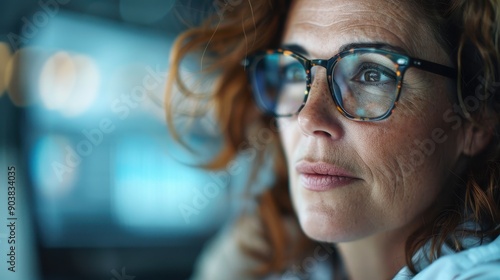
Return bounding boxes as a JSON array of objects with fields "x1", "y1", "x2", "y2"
[{"x1": 242, "y1": 47, "x2": 456, "y2": 121}]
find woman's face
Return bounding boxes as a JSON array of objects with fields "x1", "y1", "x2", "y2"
[{"x1": 279, "y1": 0, "x2": 466, "y2": 242}]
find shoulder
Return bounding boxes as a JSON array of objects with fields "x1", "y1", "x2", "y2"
[{"x1": 411, "y1": 235, "x2": 500, "y2": 280}]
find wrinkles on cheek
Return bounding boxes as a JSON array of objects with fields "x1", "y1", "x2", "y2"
[
  {"x1": 361, "y1": 141, "x2": 407, "y2": 207},
  {"x1": 356, "y1": 124, "x2": 424, "y2": 205},
  {"x1": 393, "y1": 88, "x2": 452, "y2": 135},
  {"x1": 398, "y1": 75, "x2": 445, "y2": 120},
  {"x1": 368, "y1": 148, "x2": 409, "y2": 205},
  {"x1": 395, "y1": 96, "x2": 428, "y2": 121}
]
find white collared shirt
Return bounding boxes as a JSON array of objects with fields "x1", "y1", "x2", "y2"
[{"x1": 394, "y1": 235, "x2": 500, "y2": 279}]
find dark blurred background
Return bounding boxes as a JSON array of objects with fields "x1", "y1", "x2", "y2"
[{"x1": 0, "y1": 1, "x2": 267, "y2": 279}]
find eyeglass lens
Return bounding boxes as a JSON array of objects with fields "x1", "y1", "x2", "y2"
[{"x1": 252, "y1": 52, "x2": 400, "y2": 118}]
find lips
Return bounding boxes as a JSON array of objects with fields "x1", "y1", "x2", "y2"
[{"x1": 296, "y1": 161, "x2": 359, "y2": 191}]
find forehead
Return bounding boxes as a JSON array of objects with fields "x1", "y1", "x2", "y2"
[{"x1": 283, "y1": 0, "x2": 432, "y2": 58}]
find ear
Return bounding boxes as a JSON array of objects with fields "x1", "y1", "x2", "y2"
[{"x1": 462, "y1": 123, "x2": 493, "y2": 156}]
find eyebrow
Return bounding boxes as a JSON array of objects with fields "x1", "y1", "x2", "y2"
[
  {"x1": 282, "y1": 44, "x2": 309, "y2": 55},
  {"x1": 281, "y1": 42, "x2": 409, "y2": 57},
  {"x1": 339, "y1": 43, "x2": 408, "y2": 54}
]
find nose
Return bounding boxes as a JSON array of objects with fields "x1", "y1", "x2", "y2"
[{"x1": 297, "y1": 67, "x2": 344, "y2": 140}]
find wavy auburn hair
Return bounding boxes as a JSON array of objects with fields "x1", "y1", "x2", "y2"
[{"x1": 165, "y1": 0, "x2": 500, "y2": 276}]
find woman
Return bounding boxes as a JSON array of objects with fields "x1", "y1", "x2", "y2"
[{"x1": 166, "y1": 0, "x2": 500, "y2": 279}]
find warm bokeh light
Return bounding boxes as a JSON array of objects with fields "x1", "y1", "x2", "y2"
[
  {"x1": 39, "y1": 51, "x2": 100, "y2": 116},
  {"x1": 39, "y1": 51, "x2": 77, "y2": 110},
  {"x1": 0, "y1": 42, "x2": 12, "y2": 98},
  {"x1": 6, "y1": 47, "x2": 49, "y2": 107},
  {"x1": 60, "y1": 54, "x2": 100, "y2": 117}
]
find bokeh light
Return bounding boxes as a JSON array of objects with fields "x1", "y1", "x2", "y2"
[
  {"x1": 111, "y1": 135, "x2": 226, "y2": 233},
  {"x1": 5, "y1": 47, "x2": 49, "y2": 106},
  {"x1": 31, "y1": 135, "x2": 78, "y2": 198},
  {"x1": 39, "y1": 51, "x2": 76, "y2": 110},
  {"x1": 0, "y1": 42, "x2": 12, "y2": 98},
  {"x1": 39, "y1": 51, "x2": 100, "y2": 116},
  {"x1": 60, "y1": 54, "x2": 100, "y2": 117}
]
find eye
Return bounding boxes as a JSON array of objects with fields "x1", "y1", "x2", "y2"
[
  {"x1": 364, "y1": 70, "x2": 382, "y2": 82},
  {"x1": 353, "y1": 64, "x2": 395, "y2": 84}
]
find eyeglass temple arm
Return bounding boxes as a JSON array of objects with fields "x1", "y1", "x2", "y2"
[{"x1": 408, "y1": 58, "x2": 457, "y2": 79}]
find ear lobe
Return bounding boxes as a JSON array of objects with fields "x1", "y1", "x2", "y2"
[{"x1": 462, "y1": 123, "x2": 493, "y2": 156}]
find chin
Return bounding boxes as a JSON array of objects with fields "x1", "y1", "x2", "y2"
[{"x1": 296, "y1": 202, "x2": 372, "y2": 243}]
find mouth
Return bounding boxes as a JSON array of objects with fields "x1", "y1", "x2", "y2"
[{"x1": 295, "y1": 161, "x2": 360, "y2": 192}]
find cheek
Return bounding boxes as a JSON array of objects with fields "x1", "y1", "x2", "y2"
[
  {"x1": 356, "y1": 98, "x2": 462, "y2": 224},
  {"x1": 277, "y1": 82, "x2": 464, "y2": 241}
]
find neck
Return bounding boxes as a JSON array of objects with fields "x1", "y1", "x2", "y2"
[{"x1": 336, "y1": 225, "x2": 416, "y2": 280}]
